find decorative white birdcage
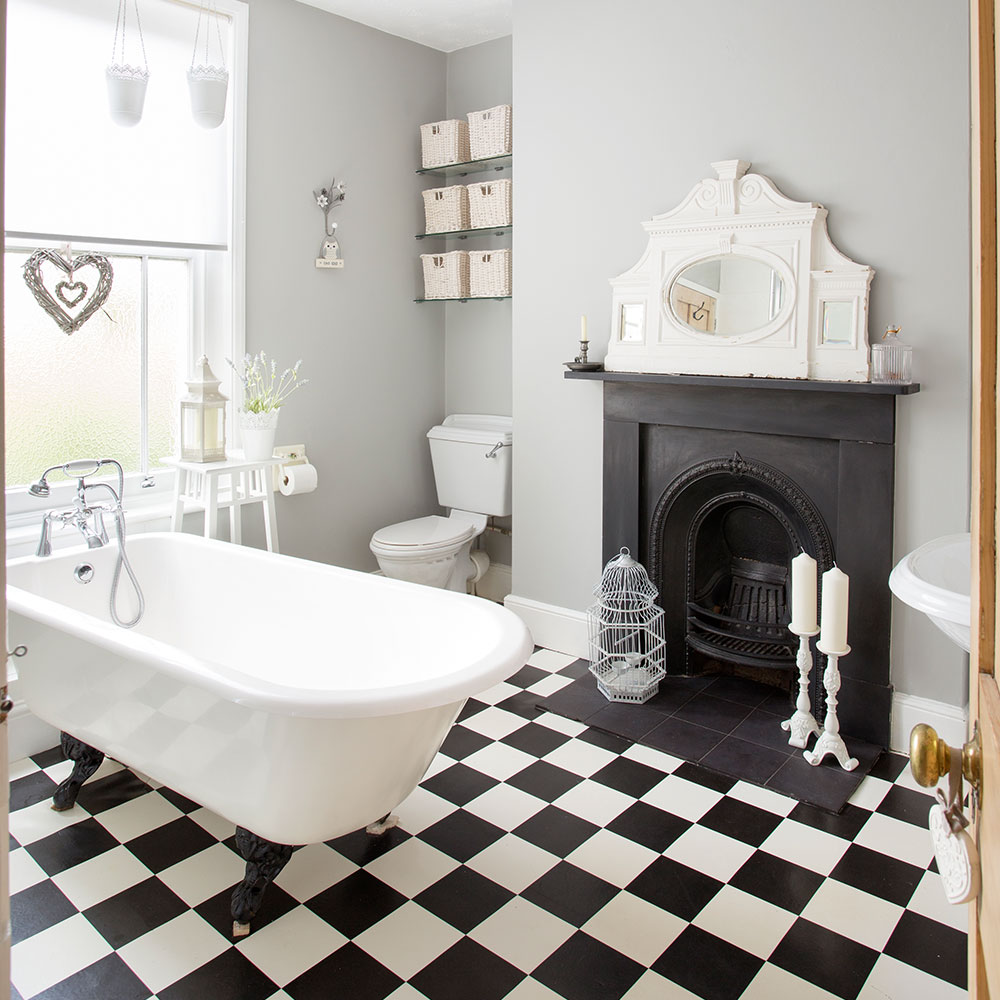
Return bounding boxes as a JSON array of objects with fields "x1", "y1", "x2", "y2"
[{"x1": 588, "y1": 548, "x2": 666, "y2": 704}]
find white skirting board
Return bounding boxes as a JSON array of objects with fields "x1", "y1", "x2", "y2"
[{"x1": 890, "y1": 691, "x2": 968, "y2": 755}]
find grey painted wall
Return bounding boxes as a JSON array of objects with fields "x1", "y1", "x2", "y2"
[
  {"x1": 511, "y1": 0, "x2": 971, "y2": 707},
  {"x1": 244, "y1": 0, "x2": 447, "y2": 569}
]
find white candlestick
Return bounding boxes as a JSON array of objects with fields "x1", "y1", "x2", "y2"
[
  {"x1": 819, "y1": 565, "x2": 849, "y2": 653},
  {"x1": 580, "y1": 315, "x2": 588, "y2": 343},
  {"x1": 789, "y1": 551, "x2": 817, "y2": 633}
]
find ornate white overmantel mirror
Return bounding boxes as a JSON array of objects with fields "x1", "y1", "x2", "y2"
[{"x1": 606, "y1": 160, "x2": 874, "y2": 381}]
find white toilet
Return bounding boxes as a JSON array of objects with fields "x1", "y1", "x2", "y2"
[{"x1": 370, "y1": 414, "x2": 512, "y2": 592}]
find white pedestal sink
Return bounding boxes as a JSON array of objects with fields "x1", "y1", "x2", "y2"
[{"x1": 889, "y1": 533, "x2": 971, "y2": 652}]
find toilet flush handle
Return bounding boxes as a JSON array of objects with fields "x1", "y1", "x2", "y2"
[{"x1": 485, "y1": 441, "x2": 505, "y2": 459}]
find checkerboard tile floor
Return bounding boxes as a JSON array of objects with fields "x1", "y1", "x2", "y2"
[{"x1": 8, "y1": 648, "x2": 967, "y2": 1000}]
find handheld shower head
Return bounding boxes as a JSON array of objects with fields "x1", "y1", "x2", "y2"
[{"x1": 27, "y1": 478, "x2": 50, "y2": 498}]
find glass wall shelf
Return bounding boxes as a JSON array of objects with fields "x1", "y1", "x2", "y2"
[
  {"x1": 416, "y1": 154, "x2": 512, "y2": 178},
  {"x1": 416, "y1": 226, "x2": 510, "y2": 240},
  {"x1": 414, "y1": 296, "x2": 511, "y2": 303}
]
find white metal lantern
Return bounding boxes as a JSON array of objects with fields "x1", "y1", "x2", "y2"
[
  {"x1": 588, "y1": 547, "x2": 666, "y2": 704},
  {"x1": 180, "y1": 356, "x2": 227, "y2": 462}
]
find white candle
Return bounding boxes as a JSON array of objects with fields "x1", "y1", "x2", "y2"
[
  {"x1": 580, "y1": 315, "x2": 588, "y2": 343},
  {"x1": 820, "y1": 565, "x2": 849, "y2": 652},
  {"x1": 789, "y1": 551, "x2": 817, "y2": 633}
]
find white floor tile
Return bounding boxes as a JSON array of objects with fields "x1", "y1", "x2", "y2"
[
  {"x1": 543, "y1": 739, "x2": 618, "y2": 777},
  {"x1": 526, "y1": 674, "x2": 573, "y2": 697},
  {"x1": 364, "y1": 837, "x2": 458, "y2": 898},
  {"x1": 8, "y1": 796, "x2": 91, "y2": 846},
  {"x1": 892, "y1": 765, "x2": 933, "y2": 795},
  {"x1": 857, "y1": 953, "x2": 968, "y2": 1000},
  {"x1": 394, "y1": 785, "x2": 458, "y2": 835},
  {"x1": 566, "y1": 830, "x2": 659, "y2": 888},
  {"x1": 741, "y1": 963, "x2": 841, "y2": 999},
  {"x1": 854, "y1": 812, "x2": 935, "y2": 869},
  {"x1": 188, "y1": 806, "x2": 236, "y2": 841},
  {"x1": 553, "y1": 779, "x2": 634, "y2": 827},
  {"x1": 469, "y1": 896, "x2": 575, "y2": 973},
  {"x1": 118, "y1": 910, "x2": 229, "y2": 995},
  {"x1": 237, "y1": 905, "x2": 348, "y2": 987},
  {"x1": 760, "y1": 819, "x2": 852, "y2": 876},
  {"x1": 905, "y1": 870, "x2": 971, "y2": 933},
  {"x1": 527, "y1": 649, "x2": 580, "y2": 673},
  {"x1": 621, "y1": 969, "x2": 702, "y2": 999},
  {"x1": 533, "y1": 712, "x2": 587, "y2": 737},
  {"x1": 727, "y1": 780, "x2": 797, "y2": 817},
  {"x1": 157, "y1": 842, "x2": 247, "y2": 907},
  {"x1": 641, "y1": 775, "x2": 723, "y2": 822},
  {"x1": 583, "y1": 891, "x2": 686, "y2": 965},
  {"x1": 693, "y1": 885, "x2": 797, "y2": 959},
  {"x1": 502, "y1": 977, "x2": 567, "y2": 999},
  {"x1": 9, "y1": 757, "x2": 41, "y2": 782},
  {"x1": 461, "y1": 706, "x2": 529, "y2": 741},
  {"x1": 421, "y1": 753, "x2": 454, "y2": 780},
  {"x1": 664, "y1": 826, "x2": 757, "y2": 883},
  {"x1": 11, "y1": 913, "x2": 113, "y2": 998},
  {"x1": 801, "y1": 878, "x2": 904, "y2": 950},
  {"x1": 465, "y1": 783, "x2": 548, "y2": 831},
  {"x1": 354, "y1": 901, "x2": 461, "y2": 980},
  {"x1": 847, "y1": 775, "x2": 893, "y2": 811},
  {"x1": 385, "y1": 986, "x2": 432, "y2": 1000},
  {"x1": 273, "y1": 843, "x2": 358, "y2": 902},
  {"x1": 95, "y1": 791, "x2": 184, "y2": 844},
  {"x1": 466, "y1": 834, "x2": 560, "y2": 894},
  {"x1": 9, "y1": 848, "x2": 49, "y2": 895},
  {"x1": 52, "y1": 845, "x2": 153, "y2": 911},
  {"x1": 463, "y1": 741, "x2": 539, "y2": 781},
  {"x1": 621, "y1": 743, "x2": 683, "y2": 774},
  {"x1": 473, "y1": 680, "x2": 523, "y2": 705}
]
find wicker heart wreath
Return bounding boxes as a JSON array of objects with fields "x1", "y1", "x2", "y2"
[{"x1": 23, "y1": 248, "x2": 114, "y2": 334}]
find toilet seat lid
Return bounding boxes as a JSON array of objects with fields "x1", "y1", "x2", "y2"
[{"x1": 372, "y1": 515, "x2": 474, "y2": 550}]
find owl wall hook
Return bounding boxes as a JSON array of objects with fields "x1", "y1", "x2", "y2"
[{"x1": 314, "y1": 178, "x2": 345, "y2": 269}]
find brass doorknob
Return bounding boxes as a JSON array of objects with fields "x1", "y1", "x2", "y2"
[{"x1": 910, "y1": 722, "x2": 982, "y2": 792}]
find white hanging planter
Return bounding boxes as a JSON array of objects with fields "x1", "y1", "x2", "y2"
[
  {"x1": 187, "y1": 65, "x2": 229, "y2": 129},
  {"x1": 107, "y1": 0, "x2": 150, "y2": 127}
]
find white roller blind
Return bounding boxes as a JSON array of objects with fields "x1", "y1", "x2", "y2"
[{"x1": 5, "y1": 0, "x2": 231, "y2": 247}]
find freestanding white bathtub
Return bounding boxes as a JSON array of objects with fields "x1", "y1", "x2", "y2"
[{"x1": 7, "y1": 532, "x2": 533, "y2": 846}]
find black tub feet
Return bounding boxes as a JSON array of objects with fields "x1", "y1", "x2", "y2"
[
  {"x1": 231, "y1": 827, "x2": 295, "y2": 937},
  {"x1": 51, "y1": 732, "x2": 105, "y2": 811}
]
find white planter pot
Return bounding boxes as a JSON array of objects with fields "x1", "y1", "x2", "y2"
[
  {"x1": 106, "y1": 65, "x2": 149, "y2": 127},
  {"x1": 240, "y1": 410, "x2": 279, "y2": 462},
  {"x1": 187, "y1": 67, "x2": 229, "y2": 129}
]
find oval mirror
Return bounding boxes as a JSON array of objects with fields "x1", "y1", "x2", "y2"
[{"x1": 666, "y1": 255, "x2": 786, "y2": 337}]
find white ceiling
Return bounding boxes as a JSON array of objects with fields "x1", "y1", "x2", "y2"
[{"x1": 293, "y1": 0, "x2": 512, "y2": 53}]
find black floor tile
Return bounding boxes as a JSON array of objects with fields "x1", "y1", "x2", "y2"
[
  {"x1": 158, "y1": 947, "x2": 277, "y2": 1000},
  {"x1": 501, "y1": 724, "x2": 571, "y2": 758},
  {"x1": 702, "y1": 675, "x2": 773, "y2": 708},
  {"x1": 729, "y1": 850, "x2": 824, "y2": 914},
  {"x1": 497, "y1": 690, "x2": 548, "y2": 720},
  {"x1": 507, "y1": 664, "x2": 550, "y2": 689},
  {"x1": 409, "y1": 937, "x2": 525, "y2": 1000},
  {"x1": 155, "y1": 787, "x2": 200, "y2": 814},
  {"x1": 626, "y1": 856, "x2": 723, "y2": 921},
  {"x1": 25, "y1": 818, "x2": 121, "y2": 877},
  {"x1": 11, "y1": 879, "x2": 77, "y2": 944},
  {"x1": 674, "y1": 693, "x2": 754, "y2": 734},
  {"x1": 590, "y1": 756, "x2": 664, "y2": 798},
  {"x1": 33, "y1": 953, "x2": 152, "y2": 1000},
  {"x1": 673, "y1": 761, "x2": 735, "y2": 794},
  {"x1": 765, "y1": 754, "x2": 864, "y2": 813},
  {"x1": 439, "y1": 725, "x2": 492, "y2": 761},
  {"x1": 84, "y1": 877, "x2": 189, "y2": 949},
  {"x1": 540, "y1": 681, "x2": 608, "y2": 722},
  {"x1": 770, "y1": 918, "x2": 880, "y2": 998},
  {"x1": 522, "y1": 862, "x2": 618, "y2": 926},
  {"x1": 532, "y1": 931, "x2": 644, "y2": 1000},
  {"x1": 788, "y1": 800, "x2": 871, "y2": 842},
  {"x1": 698, "y1": 796, "x2": 783, "y2": 848},
  {"x1": 577, "y1": 726, "x2": 632, "y2": 753},
  {"x1": 9, "y1": 770, "x2": 59, "y2": 812},
  {"x1": 456, "y1": 698, "x2": 487, "y2": 723},
  {"x1": 829, "y1": 844, "x2": 924, "y2": 907},
  {"x1": 124, "y1": 817, "x2": 218, "y2": 874},
  {"x1": 306, "y1": 869, "x2": 407, "y2": 938},
  {"x1": 585, "y1": 703, "x2": 664, "y2": 741},
  {"x1": 74, "y1": 770, "x2": 153, "y2": 815},
  {"x1": 643, "y1": 716, "x2": 724, "y2": 760},
  {"x1": 419, "y1": 809, "x2": 505, "y2": 863},
  {"x1": 285, "y1": 943, "x2": 402, "y2": 1000},
  {"x1": 420, "y1": 762, "x2": 499, "y2": 806},
  {"x1": 506, "y1": 760, "x2": 584, "y2": 802},
  {"x1": 605, "y1": 801, "x2": 691, "y2": 853},
  {"x1": 868, "y1": 750, "x2": 910, "y2": 783},
  {"x1": 513, "y1": 805, "x2": 600, "y2": 858},
  {"x1": 194, "y1": 881, "x2": 298, "y2": 937},
  {"x1": 652, "y1": 925, "x2": 763, "y2": 1000},
  {"x1": 876, "y1": 784, "x2": 935, "y2": 828},
  {"x1": 325, "y1": 824, "x2": 410, "y2": 866},
  {"x1": 730, "y1": 707, "x2": 797, "y2": 755},
  {"x1": 30, "y1": 746, "x2": 65, "y2": 769},
  {"x1": 883, "y1": 910, "x2": 968, "y2": 988},
  {"x1": 555, "y1": 659, "x2": 591, "y2": 680},
  {"x1": 701, "y1": 736, "x2": 789, "y2": 786},
  {"x1": 413, "y1": 866, "x2": 513, "y2": 933}
]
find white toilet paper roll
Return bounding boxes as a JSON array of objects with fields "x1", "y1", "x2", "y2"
[{"x1": 279, "y1": 463, "x2": 318, "y2": 496}]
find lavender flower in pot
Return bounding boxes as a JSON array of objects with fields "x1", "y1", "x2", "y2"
[{"x1": 228, "y1": 352, "x2": 308, "y2": 461}]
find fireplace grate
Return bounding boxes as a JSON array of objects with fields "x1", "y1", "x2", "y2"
[{"x1": 686, "y1": 602, "x2": 797, "y2": 670}]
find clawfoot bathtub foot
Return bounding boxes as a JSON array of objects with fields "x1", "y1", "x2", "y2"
[
  {"x1": 231, "y1": 827, "x2": 295, "y2": 937},
  {"x1": 51, "y1": 732, "x2": 105, "y2": 811},
  {"x1": 365, "y1": 813, "x2": 399, "y2": 836}
]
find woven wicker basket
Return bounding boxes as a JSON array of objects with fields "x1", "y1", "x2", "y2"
[
  {"x1": 468, "y1": 249, "x2": 511, "y2": 298},
  {"x1": 420, "y1": 119, "x2": 470, "y2": 168},
  {"x1": 422, "y1": 185, "x2": 470, "y2": 234},
  {"x1": 467, "y1": 179, "x2": 512, "y2": 230},
  {"x1": 421, "y1": 251, "x2": 469, "y2": 299},
  {"x1": 467, "y1": 105, "x2": 512, "y2": 160}
]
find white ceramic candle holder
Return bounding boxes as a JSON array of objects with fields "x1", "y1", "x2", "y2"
[
  {"x1": 781, "y1": 627, "x2": 821, "y2": 749},
  {"x1": 803, "y1": 642, "x2": 859, "y2": 771}
]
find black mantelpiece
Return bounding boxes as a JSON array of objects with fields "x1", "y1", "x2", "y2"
[{"x1": 567, "y1": 370, "x2": 919, "y2": 748}]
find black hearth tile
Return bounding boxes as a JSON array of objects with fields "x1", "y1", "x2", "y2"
[
  {"x1": 586, "y1": 702, "x2": 663, "y2": 741},
  {"x1": 701, "y1": 736, "x2": 789, "y2": 786},
  {"x1": 758, "y1": 686, "x2": 795, "y2": 718},
  {"x1": 643, "y1": 716, "x2": 724, "y2": 761},
  {"x1": 414, "y1": 866, "x2": 513, "y2": 933},
  {"x1": 730, "y1": 850, "x2": 824, "y2": 914},
  {"x1": 31, "y1": 745, "x2": 65, "y2": 769},
  {"x1": 26, "y1": 817, "x2": 120, "y2": 877},
  {"x1": 75, "y1": 769, "x2": 153, "y2": 815},
  {"x1": 698, "y1": 797, "x2": 783, "y2": 848},
  {"x1": 439, "y1": 725, "x2": 493, "y2": 761},
  {"x1": 627, "y1": 856, "x2": 723, "y2": 921},
  {"x1": 774, "y1": 919, "x2": 882, "y2": 997},
  {"x1": 522, "y1": 861, "x2": 618, "y2": 926},
  {"x1": 590, "y1": 757, "x2": 664, "y2": 798},
  {"x1": 556, "y1": 658, "x2": 592, "y2": 680},
  {"x1": 33, "y1": 953, "x2": 152, "y2": 1000},
  {"x1": 195, "y1": 881, "x2": 298, "y2": 937},
  {"x1": 410, "y1": 936, "x2": 526, "y2": 1000},
  {"x1": 497, "y1": 690, "x2": 548, "y2": 720},
  {"x1": 507, "y1": 760, "x2": 585, "y2": 802},
  {"x1": 702, "y1": 674, "x2": 773, "y2": 708},
  {"x1": 84, "y1": 877, "x2": 189, "y2": 949},
  {"x1": 286, "y1": 942, "x2": 403, "y2": 1000},
  {"x1": 306, "y1": 869, "x2": 407, "y2": 938},
  {"x1": 788, "y1": 801, "x2": 871, "y2": 842},
  {"x1": 420, "y1": 763, "x2": 500, "y2": 807},
  {"x1": 764, "y1": 755, "x2": 863, "y2": 813},
  {"x1": 533, "y1": 931, "x2": 644, "y2": 1000},
  {"x1": 606, "y1": 801, "x2": 692, "y2": 853},
  {"x1": 672, "y1": 761, "x2": 736, "y2": 794},
  {"x1": 514, "y1": 806, "x2": 600, "y2": 858},
  {"x1": 158, "y1": 947, "x2": 277, "y2": 1000},
  {"x1": 10, "y1": 771, "x2": 59, "y2": 812},
  {"x1": 539, "y1": 679, "x2": 608, "y2": 722},
  {"x1": 11, "y1": 879, "x2": 77, "y2": 944},
  {"x1": 674, "y1": 693, "x2": 754, "y2": 734},
  {"x1": 577, "y1": 726, "x2": 631, "y2": 753},
  {"x1": 829, "y1": 844, "x2": 923, "y2": 907},
  {"x1": 731, "y1": 707, "x2": 797, "y2": 755},
  {"x1": 507, "y1": 664, "x2": 550, "y2": 689},
  {"x1": 501, "y1": 723, "x2": 571, "y2": 758},
  {"x1": 843, "y1": 737, "x2": 884, "y2": 771},
  {"x1": 456, "y1": 698, "x2": 487, "y2": 723},
  {"x1": 155, "y1": 787, "x2": 200, "y2": 814},
  {"x1": 325, "y1": 825, "x2": 410, "y2": 866},
  {"x1": 876, "y1": 784, "x2": 936, "y2": 828},
  {"x1": 123, "y1": 817, "x2": 217, "y2": 874},
  {"x1": 868, "y1": 750, "x2": 910, "y2": 783},
  {"x1": 883, "y1": 910, "x2": 968, "y2": 988},
  {"x1": 652, "y1": 925, "x2": 763, "y2": 1000},
  {"x1": 419, "y1": 810, "x2": 506, "y2": 863},
  {"x1": 643, "y1": 678, "x2": 706, "y2": 715}
]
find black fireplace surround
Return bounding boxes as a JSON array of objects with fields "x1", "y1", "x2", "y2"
[{"x1": 572, "y1": 371, "x2": 919, "y2": 749}]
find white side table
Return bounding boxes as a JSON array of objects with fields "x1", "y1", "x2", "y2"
[{"x1": 163, "y1": 455, "x2": 283, "y2": 553}]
